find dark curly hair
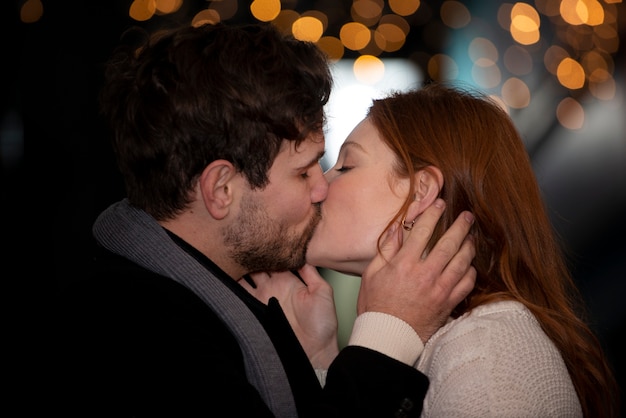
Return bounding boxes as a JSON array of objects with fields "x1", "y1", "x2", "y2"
[{"x1": 100, "y1": 22, "x2": 332, "y2": 220}]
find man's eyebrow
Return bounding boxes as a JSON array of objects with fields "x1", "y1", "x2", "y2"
[{"x1": 299, "y1": 150, "x2": 326, "y2": 170}]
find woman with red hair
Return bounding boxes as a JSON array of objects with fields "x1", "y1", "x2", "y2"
[{"x1": 302, "y1": 83, "x2": 619, "y2": 417}]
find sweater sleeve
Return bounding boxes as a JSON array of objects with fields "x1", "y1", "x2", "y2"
[
  {"x1": 313, "y1": 312, "x2": 427, "y2": 416},
  {"x1": 348, "y1": 311, "x2": 424, "y2": 366}
]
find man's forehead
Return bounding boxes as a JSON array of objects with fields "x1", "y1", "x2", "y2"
[
  {"x1": 275, "y1": 136, "x2": 325, "y2": 166},
  {"x1": 281, "y1": 134, "x2": 324, "y2": 153}
]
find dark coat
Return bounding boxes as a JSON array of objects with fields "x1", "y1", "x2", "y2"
[{"x1": 48, "y1": 240, "x2": 428, "y2": 417}]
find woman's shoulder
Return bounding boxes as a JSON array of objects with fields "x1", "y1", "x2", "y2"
[
  {"x1": 435, "y1": 300, "x2": 538, "y2": 339},
  {"x1": 417, "y1": 300, "x2": 582, "y2": 417},
  {"x1": 464, "y1": 298, "x2": 532, "y2": 318},
  {"x1": 419, "y1": 299, "x2": 564, "y2": 371}
]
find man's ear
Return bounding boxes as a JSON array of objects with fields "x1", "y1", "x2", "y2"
[
  {"x1": 199, "y1": 160, "x2": 237, "y2": 220},
  {"x1": 413, "y1": 165, "x2": 444, "y2": 211}
]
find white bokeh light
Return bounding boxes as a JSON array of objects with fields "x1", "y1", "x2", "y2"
[{"x1": 322, "y1": 59, "x2": 423, "y2": 170}]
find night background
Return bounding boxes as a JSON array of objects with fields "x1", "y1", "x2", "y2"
[{"x1": 10, "y1": 0, "x2": 625, "y2": 409}]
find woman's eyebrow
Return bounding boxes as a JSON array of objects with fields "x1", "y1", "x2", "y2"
[{"x1": 338, "y1": 141, "x2": 367, "y2": 155}]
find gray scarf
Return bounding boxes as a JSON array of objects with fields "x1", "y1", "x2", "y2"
[{"x1": 92, "y1": 199, "x2": 297, "y2": 417}]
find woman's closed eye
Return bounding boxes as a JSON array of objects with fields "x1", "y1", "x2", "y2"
[{"x1": 336, "y1": 166, "x2": 353, "y2": 172}]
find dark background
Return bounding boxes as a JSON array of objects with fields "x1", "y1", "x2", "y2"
[{"x1": 10, "y1": 0, "x2": 625, "y2": 409}]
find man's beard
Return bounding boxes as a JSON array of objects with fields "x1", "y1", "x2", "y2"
[{"x1": 223, "y1": 197, "x2": 321, "y2": 274}]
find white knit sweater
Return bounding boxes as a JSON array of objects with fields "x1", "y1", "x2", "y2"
[{"x1": 415, "y1": 300, "x2": 582, "y2": 417}]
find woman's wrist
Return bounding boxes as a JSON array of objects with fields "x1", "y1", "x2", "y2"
[{"x1": 308, "y1": 340, "x2": 340, "y2": 370}]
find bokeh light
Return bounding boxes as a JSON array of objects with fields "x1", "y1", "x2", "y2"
[
  {"x1": 250, "y1": 0, "x2": 281, "y2": 22},
  {"x1": 556, "y1": 97, "x2": 585, "y2": 129},
  {"x1": 16, "y1": 0, "x2": 625, "y2": 130},
  {"x1": 292, "y1": 16, "x2": 324, "y2": 42}
]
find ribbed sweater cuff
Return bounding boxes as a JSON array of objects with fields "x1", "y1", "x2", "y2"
[{"x1": 348, "y1": 312, "x2": 424, "y2": 366}]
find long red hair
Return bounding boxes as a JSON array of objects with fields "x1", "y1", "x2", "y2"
[{"x1": 369, "y1": 83, "x2": 619, "y2": 417}]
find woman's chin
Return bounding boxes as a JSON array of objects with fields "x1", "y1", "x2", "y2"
[
  {"x1": 306, "y1": 253, "x2": 339, "y2": 270},
  {"x1": 307, "y1": 258, "x2": 365, "y2": 277},
  {"x1": 334, "y1": 268, "x2": 362, "y2": 277}
]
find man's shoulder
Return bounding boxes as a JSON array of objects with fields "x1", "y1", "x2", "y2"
[
  {"x1": 59, "y1": 245, "x2": 201, "y2": 309},
  {"x1": 54, "y1": 244, "x2": 235, "y2": 344},
  {"x1": 46, "y1": 247, "x2": 250, "y2": 416}
]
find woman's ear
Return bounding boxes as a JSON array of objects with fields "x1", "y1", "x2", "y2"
[
  {"x1": 401, "y1": 166, "x2": 444, "y2": 226},
  {"x1": 199, "y1": 160, "x2": 237, "y2": 220},
  {"x1": 413, "y1": 165, "x2": 443, "y2": 212}
]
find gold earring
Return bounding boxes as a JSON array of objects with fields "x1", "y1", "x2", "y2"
[{"x1": 401, "y1": 214, "x2": 416, "y2": 231}]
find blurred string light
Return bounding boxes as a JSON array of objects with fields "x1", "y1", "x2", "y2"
[{"x1": 19, "y1": 0, "x2": 624, "y2": 130}]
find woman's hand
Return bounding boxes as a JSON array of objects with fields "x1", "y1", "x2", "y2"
[
  {"x1": 240, "y1": 264, "x2": 339, "y2": 369},
  {"x1": 359, "y1": 198, "x2": 476, "y2": 343}
]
